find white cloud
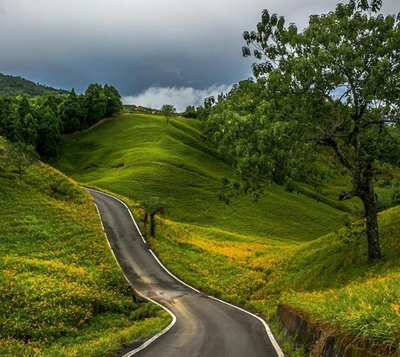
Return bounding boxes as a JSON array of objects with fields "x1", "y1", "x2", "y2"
[{"x1": 122, "y1": 84, "x2": 233, "y2": 112}]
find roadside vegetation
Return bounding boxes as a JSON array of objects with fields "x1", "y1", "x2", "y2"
[
  {"x1": 55, "y1": 113, "x2": 400, "y2": 354},
  {"x1": 0, "y1": 139, "x2": 170, "y2": 357}
]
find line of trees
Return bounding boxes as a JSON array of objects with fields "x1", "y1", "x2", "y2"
[{"x1": 0, "y1": 83, "x2": 122, "y2": 160}]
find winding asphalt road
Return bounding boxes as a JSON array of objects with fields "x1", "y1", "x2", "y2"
[{"x1": 88, "y1": 188, "x2": 283, "y2": 357}]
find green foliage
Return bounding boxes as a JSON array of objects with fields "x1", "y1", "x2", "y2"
[
  {"x1": 139, "y1": 197, "x2": 167, "y2": 237},
  {"x1": 0, "y1": 95, "x2": 20, "y2": 142},
  {"x1": 6, "y1": 141, "x2": 39, "y2": 183},
  {"x1": 181, "y1": 105, "x2": 198, "y2": 119},
  {"x1": 85, "y1": 84, "x2": 107, "y2": 127},
  {"x1": 104, "y1": 84, "x2": 123, "y2": 117},
  {"x1": 37, "y1": 105, "x2": 62, "y2": 159},
  {"x1": 0, "y1": 73, "x2": 68, "y2": 96},
  {"x1": 392, "y1": 181, "x2": 400, "y2": 205},
  {"x1": 59, "y1": 89, "x2": 85, "y2": 134},
  {"x1": 20, "y1": 113, "x2": 39, "y2": 147},
  {"x1": 205, "y1": 0, "x2": 400, "y2": 261},
  {"x1": 160, "y1": 104, "x2": 176, "y2": 123},
  {"x1": 0, "y1": 82, "x2": 123, "y2": 160}
]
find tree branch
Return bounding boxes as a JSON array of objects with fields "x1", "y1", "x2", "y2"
[
  {"x1": 339, "y1": 190, "x2": 356, "y2": 201},
  {"x1": 315, "y1": 135, "x2": 354, "y2": 170}
]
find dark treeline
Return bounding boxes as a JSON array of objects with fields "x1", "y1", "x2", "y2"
[
  {"x1": 181, "y1": 95, "x2": 225, "y2": 120},
  {"x1": 0, "y1": 73, "x2": 69, "y2": 97},
  {"x1": 0, "y1": 83, "x2": 122, "y2": 160}
]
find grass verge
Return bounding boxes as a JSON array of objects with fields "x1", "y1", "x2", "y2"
[{"x1": 0, "y1": 161, "x2": 171, "y2": 357}]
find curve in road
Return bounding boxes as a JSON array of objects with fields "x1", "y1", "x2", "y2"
[{"x1": 87, "y1": 188, "x2": 284, "y2": 357}]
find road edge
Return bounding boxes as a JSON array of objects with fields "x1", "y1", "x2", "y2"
[
  {"x1": 88, "y1": 189, "x2": 177, "y2": 357},
  {"x1": 87, "y1": 187, "x2": 285, "y2": 357}
]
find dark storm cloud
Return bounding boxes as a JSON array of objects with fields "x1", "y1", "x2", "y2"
[{"x1": 0, "y1": 0, "x2": 398, "y2": 107}]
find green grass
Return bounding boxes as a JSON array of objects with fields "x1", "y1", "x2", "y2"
[
  {"x1": 0, "y1": 160, "x2": 171, "y2": 357},
  {"x1": 55, "y1": 114, "x2": 400, "y2": 354},
  {"x1": 55, "y1": 114, "x2": 346, "y2": 242}
]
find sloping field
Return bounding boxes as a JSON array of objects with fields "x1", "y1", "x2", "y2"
[
  {"x1": 56, "y1": 114, "x2": 346, "y2": 242},
  {"x1": 0, "y1": 160, "x2": 170, "y2": 357},
  {"x1": 56, "y1": 114, "x2": 400, "y2": 354}
]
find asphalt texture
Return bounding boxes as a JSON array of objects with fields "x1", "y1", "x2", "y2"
[{"x1": 88, "y1": 189, "x2": 281, "y2": 357}]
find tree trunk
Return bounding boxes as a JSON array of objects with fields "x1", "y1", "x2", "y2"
[
  {"x1": 361, "y1": 181, "x2": 381, "y2": 261},
  {"x1": 150, "y1": 214, "x2": 156, "y2": 238},
  {"x1": 143, "y1": 212, "x2": 148, "y2": 231}
]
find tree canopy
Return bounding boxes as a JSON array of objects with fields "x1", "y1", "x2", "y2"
[
  {"x1": 206, "y1": 0, "x2": 400, "y2": 261},
  {"x1": 160, "y1": 104, "x2": 176, "y2": 123},
  {"x1": 0, "y1": 83, "x2": 123, "y2": 160}
]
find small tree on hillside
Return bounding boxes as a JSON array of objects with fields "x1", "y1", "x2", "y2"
[
  {"x1": 139, "y1": 197, "x2": 167, "y2": 238},
  {"x1": 161, "y1": 104, "x2": 176, "y2": 124},
  {"x1": 0, "y1": 137, "x2": 7, "y2": 169},
  {"x1": 7, "y1": 141, "x2": 39, "y2": 183}
]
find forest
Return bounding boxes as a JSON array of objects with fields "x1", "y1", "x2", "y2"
[
  {"x1": 0, "y1": 73, "x2": 68, "y2": 97},
  {"x1": 0, "y1": 82, "x2": 122, "y2": 160}
]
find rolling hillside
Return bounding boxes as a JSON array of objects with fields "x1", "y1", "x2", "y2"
[
  {"x1": 55, "y1": 114, "x2": 400, "y2": 355},
  {"x1": 0, "y1": 146, "x2": 170, "y2": 357},
  {"x1": 55, "y1": 114, "x2": 347, "y2": 242}
]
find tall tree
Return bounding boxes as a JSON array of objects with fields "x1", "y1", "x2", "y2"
[
  {"x1": 104, "y1": 84, "x2": 123, "y2": 117},
  {"x1": 85, "y1": 84, "x2": 107, "y2": 128},
  {"x1": 17, "y1": 96, "x2": 32, "y2": 120},
  {"x1": 37, "y1": 106, "x2": 62, "y2": 159},
  {"x1": 20, "y1": 113, "x2": 39, "y2": 147},
  {"x1": 211, "y1": 0, "x2": 400, "y2": 261},
  {"x1": 0, "y1": 96, "x2": 20, "y2": 142},
  {"x1": 59, "y1": 89, "x2": 84, "y2": 134}
]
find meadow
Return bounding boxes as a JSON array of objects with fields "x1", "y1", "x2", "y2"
[
  {"x1": 56, "y1": 114, "x2": 400, "y2": 355},
  {"x1": 0, "y1": 158, "x2": 170, "y2": 357}
]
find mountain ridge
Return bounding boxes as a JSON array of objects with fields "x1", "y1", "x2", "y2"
[{"x1": 0, "y1": 72, "x2": 69, "y2": 96}]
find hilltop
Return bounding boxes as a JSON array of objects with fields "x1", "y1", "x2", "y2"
[{"x1": 0, "y1": 73, "x2": 69, "y2": 96}]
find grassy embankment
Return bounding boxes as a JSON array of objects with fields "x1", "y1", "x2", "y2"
[
  {"x1": 55, "y1": 114, "x2": 400, "y2": 354},
  {"x1": 0, "y1": 149, "x2": 170, "y2": 357}
]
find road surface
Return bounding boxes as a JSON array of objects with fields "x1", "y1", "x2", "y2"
[{"x1": 88, "y1": 188, "x2": 283, "y2": 357}]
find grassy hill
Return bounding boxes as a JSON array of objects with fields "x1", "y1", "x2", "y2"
[
  {"x1": 55, "y1": 114, "x2": 400, "y2": 355},
  {"x1": 0, "y1": 73, "x2": 69, "y2": 96},
  {"x1": 55, "y1": 114, "x2": 347, "y2": 242},
  {"x1": 0, "y1": 144, "x2": 170, "y2": 356}
]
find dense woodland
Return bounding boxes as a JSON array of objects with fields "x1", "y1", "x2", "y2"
[
  {"x1": 0, "y1": 82, "x2": 122, "y2": 159},
  {"x1": 0, "y1": 73, "x2": 68, "y2": 97}
]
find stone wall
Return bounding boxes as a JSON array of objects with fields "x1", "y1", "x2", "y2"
[{"x1": 276, "y1": 304, "x2": 389, "y2": 357}]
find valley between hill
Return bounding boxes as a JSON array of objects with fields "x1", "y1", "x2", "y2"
[{"x1": 55, "y1": 113, "x2": 400, "y2": 355}]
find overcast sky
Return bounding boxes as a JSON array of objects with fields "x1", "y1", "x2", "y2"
[{"x1": 0, "y1": 0, "x2": 398, "y2": 110}]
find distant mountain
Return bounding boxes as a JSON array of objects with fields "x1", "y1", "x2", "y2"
[{"x1": 0, "y1": 73, "x2": 69, "y2": 96}]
